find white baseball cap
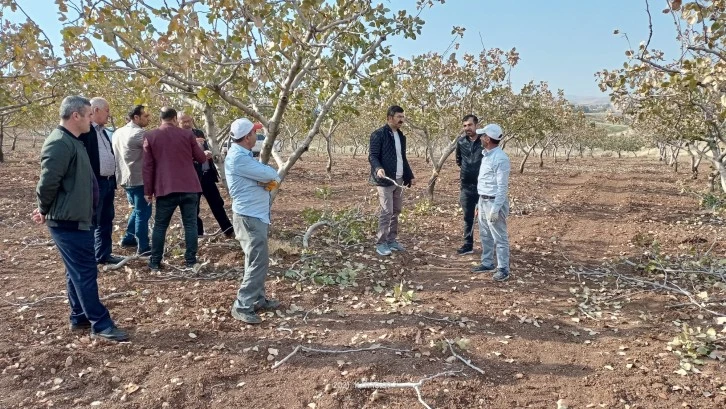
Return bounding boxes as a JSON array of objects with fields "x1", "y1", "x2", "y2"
[
  {"x1": 230, "y1": 118, "x2": 263, "y2": 140},
  {"x1": 476, "y1": 123, "x2": 504, "y2": 140}
]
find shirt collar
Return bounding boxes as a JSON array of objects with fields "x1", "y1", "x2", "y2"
[
  {"x1": 482, "y1": 146, "x2": 501, "y2": 156},
  {"x1": 231, "y1": 143, "x2": 253, "y2": 157}
]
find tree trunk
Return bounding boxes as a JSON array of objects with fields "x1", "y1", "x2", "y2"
[
  {"x1": 325, "y1": 135, "x2": 333, "y2": 174},
  {"x1": 11, "y1": 129, "x2": 18, "y2": 151},
  {"x1": 519, "y1": 144, "x2": 535, "y2": 173},
  {"x1": 538, "y1": 146, "x2": 545, "y2": 167},
  {"x1": 617, "y1": 151, "x2": 622, "y2": 158},
  {"x1": 426, "y1": 136, "x2": 460, "y2": 202},
  {"x1": 0, "y1": 119, "x2": 4, "y2": 163}
]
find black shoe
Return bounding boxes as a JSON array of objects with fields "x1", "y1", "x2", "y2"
[
  {"x1": 231, "y1": 306, "x2": 262, "y2": 324},
  {"x1": 69, "y1": 321, "x2": 92, "y2": 331},
  {"x1": 254, "y1": 298, "x2": 281, "y2": 311},
  {"x1": 91, "y1": 326, "x2": 129, "y2": 342},
  {"x1": 137, "y1": 248, "x2": 151, "y2": 257},
  {"x1": 148, "y1": 261, "x2": 162, "y2": 271},
  {"x1": 119, "y1": 240, "x2": 138, "y2": 249},
  {"x1": 99, "y1": 255, "x2": 125, "y2": 265},
  {"x1": 457, "y1": 244, "x2": 474, "y2": 255},
  {"x1": 224, "y1": 231, "x2": 235, "y2": 239},
  {"x1": 471, "y1": 264, "x2": 496, "y2": 273},
  {"x1": 185, "y1": 261, "x2": 198, "y2": 268}
]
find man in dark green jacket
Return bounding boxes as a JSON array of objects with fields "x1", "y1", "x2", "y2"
[{"x1": 32, "y1": 95, "x2": 129, "y2": 342}]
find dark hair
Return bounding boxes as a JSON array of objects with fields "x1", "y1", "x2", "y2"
[
  {"x1": 160, "y1": 107, "x2": 177, "y2": 121},
  {"x1": 386, "y1": 105, "x2": 404, "y2": 118},
  {"x1": 128, "y1": 104, "x2": 146, "y2": 120},
  {"x1": 462, "y1": 114, "x2": 478, "y2": 124}
]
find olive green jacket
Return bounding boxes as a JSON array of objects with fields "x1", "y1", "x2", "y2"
[{"x1": 36, "y1": 126, "x2": 94, "y2": 230}]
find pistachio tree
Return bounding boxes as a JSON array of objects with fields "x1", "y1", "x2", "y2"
[
  {"x1": 51, "y1": 0, "x2": 439, "y2": 185},
  {"x1": 598, "y1": 0, "x2": 726, "y2": 191}
]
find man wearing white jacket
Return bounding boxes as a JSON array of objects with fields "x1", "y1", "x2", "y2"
[{"x1": 471, "y1": 124, "x2": 511, "y2": 281}]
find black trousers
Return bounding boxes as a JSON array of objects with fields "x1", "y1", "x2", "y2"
[
  {"x1": 460, "y1": 183, "x2": 479, "y2": 246},
  {"x1": 197, "y1": 171, "x2": 233, "y2": 235}
]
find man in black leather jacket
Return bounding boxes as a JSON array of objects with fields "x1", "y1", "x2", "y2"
[
  {"x1": 455, "y1": 114, "x2": 482, "y2": 255},
  {"x1": 368, "y1": 105, "x2": 415, "y2": 256}
]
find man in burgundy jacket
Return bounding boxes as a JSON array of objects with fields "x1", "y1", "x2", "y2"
[{"x1": 143, "y1": 107, "x2": 211, "y2": 270}]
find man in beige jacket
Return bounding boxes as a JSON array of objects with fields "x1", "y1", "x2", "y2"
[{"x1": 112, "y1": 105, "x2": 152, "y2": 255}]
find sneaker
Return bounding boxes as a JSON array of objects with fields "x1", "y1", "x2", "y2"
[
  {"x1": 231, "y1": 306, "x2": 262, "y2": 324},
  {"x1": 457, "y1": 244, "x2": 474, "y2": 255},
  {"x1": 137, "y1": 248, "x2": 151, "y2": 257},
  {"x1": 493, "y1": 270, "x2": 510, "y2": 282},
  {"x1": 119, "y1": 239, "x2": 137, "y2": 249},
  {"x1": 254, "y1": 298, "x2": 281, "y2": 311},
  {"x1": 224, "y1": 230, "x2": 236, "y2": 239},
  {"x1": 91, "y1": 326, "x2": 129, "y2": 342},
  {"x1": 471, "y1": 264, "x2": 496, "y2": 273},
  {"x1": 98, "y1": 255, "x2": 125, "y2": 265},
  {"x1": 69, "y1": 321, "x2": 92, "y2": 332},
  {"x1": 148, "y1": 261, "x2": 162, "y2": 271},
  {"x1": 375, "y1": 243, "x2": 392, "y2": 256},
  {"x1": 185, "y1": 261, "x2": 198, "y2": 268},
  {"x1": 388, "y1": 241, "x2": 405, "y2": 252}
]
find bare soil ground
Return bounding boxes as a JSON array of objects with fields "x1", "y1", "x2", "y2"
[{"x1": 0, "y1": 141, "x2": 724, "y2": 409}]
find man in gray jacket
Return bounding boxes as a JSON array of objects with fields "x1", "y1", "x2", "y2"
[
  {"x1": 112, "y1": 105, "x2": 151, "y2": 255},
  {"x1": 32, "y1": 95, "x2": 129, "y2": 342}
]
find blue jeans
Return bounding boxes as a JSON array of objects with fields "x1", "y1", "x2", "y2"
[
  {"x1": 478, "y1": 198, "x2": 510, "y2": 273},
  {"x1": 460, "y1": 183, "x2": 479, "y2": 246},
  {"x1": 232, "y1": 214, "x2": 269, "y2": 312},
  {"x1": 49, "y1": 226, "x2": 114, "y2": 332},
  {"x1": 151, "y1": 192, "x2": 199, "y2": 265},
  {"x1": 122, "y1": 186, "x2": 151, "y2": 252},
  {"x1": 93, "y1": 177, "x2": 116, "y2": 262}
]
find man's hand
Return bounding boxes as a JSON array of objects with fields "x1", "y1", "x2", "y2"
[
  {"x1": 31, "y1": 208, "x2": 45, "y2": 224},
  {"x1": 145, "y1": 195, "x2": 154, "y2": 204},
  {"x1": 204, "y1": 150, "x2": 213, "y2": 160},
  {"x1": 488, "y1": 209, "x2": 500, "y2": 223},
  {"x1": 264, "y1": 180, "x2": 279, "y2": 191},
  {"x1": 376, "y1": 168, "x2": 385, "y2": 178}
]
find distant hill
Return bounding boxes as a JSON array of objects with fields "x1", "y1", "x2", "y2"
[{"x1": 566, "y1": 95, "x2": 612, "y2": 106}]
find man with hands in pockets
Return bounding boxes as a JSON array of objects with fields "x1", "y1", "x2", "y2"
[
  {"x1": 470, "y1": 124, "x2": 511, "y2": 282},
  {"x1": 225, "y1": 118, "x2": 281, "y2": 324}
]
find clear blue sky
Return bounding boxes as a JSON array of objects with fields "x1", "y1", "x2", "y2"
[{"x1": 9, "y1": 0, "x2": 681, "y2": 98}]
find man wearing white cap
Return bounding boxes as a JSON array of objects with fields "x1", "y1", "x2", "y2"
[
  {"x1": 471, "y1": 123, "x2": 511, "y2": 281},
  {"x1": 225, "y1": 118, "x2": 281, "y2": 324}
]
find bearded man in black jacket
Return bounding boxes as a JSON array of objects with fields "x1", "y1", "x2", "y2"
[
  {"x1": 368, "y1": 105, "x2": 415, "y2": 257},
  {"x1": 455, "y1": 114, "x2": 483, "y2": 255}
]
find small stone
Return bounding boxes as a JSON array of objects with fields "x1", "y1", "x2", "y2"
[
  {"x1": 65, "y1": 357, "x2": 73, "y2": 367},
  {"x1": 90, "y1": 401, "x2": 102, "y2": 407},
  {"x1": 188, "y1": 332, "x2": 197, "y2": 339},
  {"x1": 514, "y1": 373, "x2": 524, "y2": 379},
  {"x1": 143, "y1": 349, "x2": 156, "y2": 356},
  {"x1": 53, "y1": 377, "x2": 63, "y2": 385},
  {"x1": 111, "y1": 376, "x2": 121, "y2": 383}
]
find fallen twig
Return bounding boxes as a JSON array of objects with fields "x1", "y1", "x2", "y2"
[
  {"x1": 272, "y1": 344, "x2": 410, "y2": 369},
  {"x1": 302, "y1": 221, "x2": 333, "y2": 249},
  {"x1": 446, "y1": 340, "x2": 485, "y2": 375},
  {"x1": 102, "y1": 254, "x2": 150, "y2": 271},
  {"x1": 303, "y1": 299, "x2": 332, "y2": 323},
  {"x1": 355, "y1": 370, "x2": 462, "y2": 409},
  {"x1": 1, "y1": 290, "x2": 137, "y2": 308}
]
